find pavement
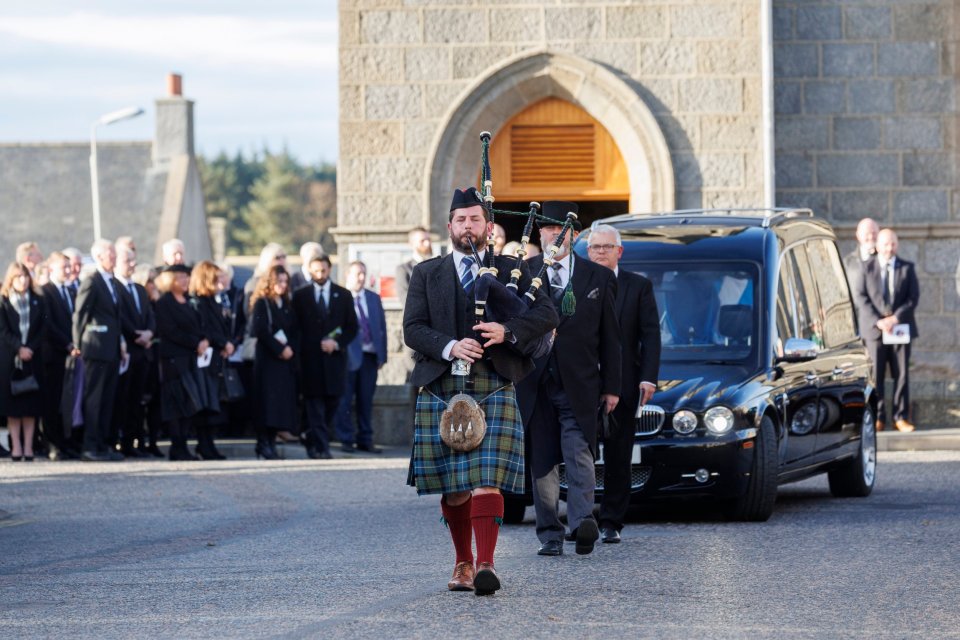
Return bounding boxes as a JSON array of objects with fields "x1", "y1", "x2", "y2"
[
  {"x1": 3, "y1": 428, "x2": 959, "y2": 462},
  {"x1": 1, "y1": 450, "x2": 958, "y2": 638}
]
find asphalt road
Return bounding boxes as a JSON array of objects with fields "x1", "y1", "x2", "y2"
[{"x1": 2, "y1": 451, "x2": 958, "y2": 639}]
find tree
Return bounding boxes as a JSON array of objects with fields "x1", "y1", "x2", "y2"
[{"x1": 199, "y1": 150, "x2": 336, "y2": 256}]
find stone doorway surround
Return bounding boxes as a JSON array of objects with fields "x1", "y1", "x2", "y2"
[{"x1": 425, "y1": 48, "x2": 675, "y2": 232}]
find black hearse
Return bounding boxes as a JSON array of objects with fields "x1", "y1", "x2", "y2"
[{"x1": 505, "y1": 208, "x2": 876, "y2": 523}]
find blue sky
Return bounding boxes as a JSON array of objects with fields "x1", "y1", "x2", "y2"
[{"x1": 0, "y1": 1, "x2": 339, "y2": 163}]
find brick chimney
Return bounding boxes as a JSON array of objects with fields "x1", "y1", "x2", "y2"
[{"x1": 153, "y1": 72, "x2": 194, "y2": 167}]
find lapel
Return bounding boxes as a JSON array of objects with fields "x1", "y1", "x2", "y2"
[
  {"x1": 893, "y1": 259, "x2": 906, "y2": 300},
  {"x1": 616, "y1": 269, "x2": 630, "y2": 319},
  {"x1": 432, "y1": 254, "x2": 458, "y2": 336},
  {"x1": 558, "y1": 254, "x2": 591, "y2": 328}
]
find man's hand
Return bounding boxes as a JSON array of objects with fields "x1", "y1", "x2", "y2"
[
  {"x1": 473, "y1": 322, "x2": 507, "y2": 348},
  {"x1": 135, "y1": 329, "x2": 153, "y2": 347},
  {"x1": 280, "y1": 346, "x2": 294, "y2": 360},
  {"x1": 601, "y1": 393, "x2": 619, "y2": 414},
  {"x1": 70, "y1": 347, "x2": 81, "y2": 357},
  {"x1": 450, "y1": 338, "x2": 484, "y2": 363},
  {"x1": 877, "y1": 315, "x2": 898, "y2": 333},
  {"x1": 18, "y1": 346, "x2": 33, "y2": 362},
  {"x1": 639, "y1": 382, "x2": 656, "y2": 407},
  {"x1": 320, "y1": 338, "x2": 338, "y2": 354}
]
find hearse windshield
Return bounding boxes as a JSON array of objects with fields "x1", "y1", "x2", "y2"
[{"x1": 628, "y1": 262, "x2": 759, "y2": 364}]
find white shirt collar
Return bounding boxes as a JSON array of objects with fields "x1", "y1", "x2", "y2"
[
  {"x1": 879, "y1": 256, "x2": 896, "y2": 270},
  {"x1": 453, "y1": 249, "x2": 485, "y2": 272},
  {"x1": 97, "y1": 267, "x2": 113, "y2": 281}
]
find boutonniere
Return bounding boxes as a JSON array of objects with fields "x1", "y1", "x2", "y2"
[
  {"x1": 587, "y1": 287, "x2": 600, "y2": 300},
  {"x1": 327, "y1": 326, "x2": 342, "y2": 339},
  {"x1": 332, "y1": 292, "x2": 339, "y2": 299}
]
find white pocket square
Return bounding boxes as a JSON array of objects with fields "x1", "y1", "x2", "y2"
[{"x1": 587, "y1": 287, "x2": 600, "y2": 299}]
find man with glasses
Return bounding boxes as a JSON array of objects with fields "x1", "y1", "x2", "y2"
[{"x1": 587, "y1": 224, "x2": 661, "y2": 543}]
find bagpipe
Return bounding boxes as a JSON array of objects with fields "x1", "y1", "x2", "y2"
[{"x1": 469, "y1": 130, "x2": 580, "y2": 338}]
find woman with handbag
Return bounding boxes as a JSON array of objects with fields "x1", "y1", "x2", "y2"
[
  {"x1": 155, "y1": 265, "x2": 213, "y2": 461},
  {"x1": 249, "y1": 265, "x2": 299, "y2": 460},
  {"x1": 189, "y1": 261, "x2": 233, "y2": 460},
  {"x1": 0, "y1": 262, "x2": 46, "y2": 461}
]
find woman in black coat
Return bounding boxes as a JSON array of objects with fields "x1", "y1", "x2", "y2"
[
  {"x1": 155, "y1": 265, "x2": 212, "y2": 461},
  {"x1": 249, "y1": 265, "x2": 299, "y2": 460},
  {"x1": 0, "y1": 262, "x2": 45, "y2": 461},
  {"x1": 189, "y1": 261, "x2": 234, "y2": 460}
]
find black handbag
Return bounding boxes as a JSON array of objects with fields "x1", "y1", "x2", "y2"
[
  {"x1": 11, "y1": 374, "x2": 40, "y2": 396},
  {"x1": 220, "y1": 366, "x2": 245, "y2": 402}
]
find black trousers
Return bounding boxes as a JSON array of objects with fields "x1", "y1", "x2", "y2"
[
  {"x1": 112, "y1": 357, "x2": 150, "y2": 450},
  {"x1": 42, "y1": 360, "x2": 70, "y2": 452},
  {"x1": 867, "y1": 339, "x2": 911, "y2": 422},
  {"x1": 81, "y1": 359, "x2": 119, "y2": 454},
  {"x1": 599, "y1": 400, "x2": 638, "y2": 530},
  {"x1": 303, "y1": 395, "x2": 342, "y2": 453}
]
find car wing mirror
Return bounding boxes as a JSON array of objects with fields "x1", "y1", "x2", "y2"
[{"x1": 776, "y1": 338, "x2": 819, "y2": 363}]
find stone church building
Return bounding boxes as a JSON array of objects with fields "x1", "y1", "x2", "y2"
[{"x1": 337, "y1": 1, "x2": 959, "y2": 426}]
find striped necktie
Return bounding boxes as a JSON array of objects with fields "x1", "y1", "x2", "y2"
[{"x1": 460, "y1": 256, "x2": 475, "y2": 295}]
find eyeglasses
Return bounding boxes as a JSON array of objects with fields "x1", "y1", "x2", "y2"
[{"x1": 588, "y1": 244, "x2": 618, "y2": 252}]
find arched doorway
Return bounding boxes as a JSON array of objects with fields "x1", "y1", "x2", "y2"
[
  {"x1": 486, "y1": 97, "x2": 630, "y2": 238},
  {"x1": 425, "y1": 49, "x2": 675, "y2": 233}
]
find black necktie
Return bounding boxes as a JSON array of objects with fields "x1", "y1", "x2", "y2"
[
  {"x1": 550, "y1": 263, "x2": 564, "y2": 304},
  {"x1": 882, "y1": 263, "x2": 893, "y2": 306},
  {"x1": 128, "y1": 283, "x2": 141, "y2": 314},
  {"x1": 60, "y1": 285, "x2": 73, "y2": 314},
  {"x1": 316, "y1": 284, "x2": 327, "y2": 315}
]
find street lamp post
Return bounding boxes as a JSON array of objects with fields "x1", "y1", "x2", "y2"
[{"x1": 89, "y1": 107, "x2": 144, "y2": 241}]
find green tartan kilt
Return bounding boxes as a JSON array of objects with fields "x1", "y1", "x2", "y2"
[{"x1": 407, "y1": 364, "x2": 524, "y2": 496}]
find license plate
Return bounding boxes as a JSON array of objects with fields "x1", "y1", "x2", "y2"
[{"x1": 597, "y1": 443, "x2": 642, "y2": 465}]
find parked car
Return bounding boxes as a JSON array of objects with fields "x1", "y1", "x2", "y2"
[{"x1": 504, "y1": 208, "x2": 876, "y2": 523}]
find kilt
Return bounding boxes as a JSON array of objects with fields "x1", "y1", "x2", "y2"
[{"x1": 407, "y1": 362, "x2": 524, "y2": 496}]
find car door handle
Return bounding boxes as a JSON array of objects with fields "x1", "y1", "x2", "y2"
[
  {"x1": 804, "y1": 372, "x2": 818, "y2": 383},
  {"x1": 832, "y1": 367, "x2": 849, "y2": 377}
]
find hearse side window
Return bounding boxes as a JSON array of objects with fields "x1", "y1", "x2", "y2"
[
  {"x1": 777, "y1": 246, "x2": 824, "y2": 348},
  {"x1": 790, "y1": 244, "x2": 825, "y2": 348},
  {"x1": 775, "y1": 252, "x2": 796, "y2": 354},
  {"x1": 805, "y1": 239, "x2": 858, "y2": 348}
]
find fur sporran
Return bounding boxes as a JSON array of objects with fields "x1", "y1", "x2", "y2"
[{"x1": 439, "y1": 393, "x2": 487, "y2": 452}]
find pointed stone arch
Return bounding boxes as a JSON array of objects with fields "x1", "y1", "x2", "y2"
[{"x1": 425, "y1": 48, "x2": 674, "y2": 230}]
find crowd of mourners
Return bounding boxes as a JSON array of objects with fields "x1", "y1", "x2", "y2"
[{"x1": 0, "y1": 237, "x2": 387, "y2": 462}]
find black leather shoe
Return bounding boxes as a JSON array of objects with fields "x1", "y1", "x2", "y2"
[
  {"x1": 308, "y1": 448, "x2": 333, "y2": 460},
  {"x1": 340, "y1": 443, "x2": 355, "y2": 453},
  {"x1": 122, "y1": 448, "x2": 145, "y2": 459},
  {"x1": 564, "y1": 530, "x2": 576, "y2": 542},
  {"x1": 537, "y1": 540, "x2": 564, "y2": 556},
  {"x1": 356, "y1": 444, "x2": 382, "y2": 454},
  {"x1": 600, "y1": 527, "x2": 621, "y2": 544},
  {"x1": 143, "y1": 446, "x2": 165, "y2": 458},
  {"x1": 106, "y1": 450, "x2": 125, "y2": 461},
  {"x1": 575, "y1": 518, "x2": 599, "y2": 555},
  {"x1": 81, "y1": 451, "x2": 109, "y2": 462}
]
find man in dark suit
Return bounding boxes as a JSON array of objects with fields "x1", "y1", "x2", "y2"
[
  {"x1": 516, "y1": 202, "x2": 621, "y2": 558},
  {"x1": 292, "y1": 254, "x2": 358, "y2": 459},
  {"x1": 844, "y1": 217, "x2": 879, "y2": 292},
  {"x1": 335, "y1": 261, "x2": 388, "y2": 454},
  {"x1": 72, "y1": 239, "x2": 125, "y2": 461},
  {"x1": 395, "y1": 227, "x2": 433, "y2": 305},
  {"x1": 853, "y1": 228, "x2": 920, "y2": 432},
  {"x1": 291, "y1": 242, "x2": 323, "y2": 291},
  {"x1": 40, "y1": 251, "x2": 79, "y2": 459},
  {"x1": 587, "y1": 224, "x2": 661, "y2": 543},
  {"x1": 113, "y1": 245, "x2": 155, "y2": 457},
  {"x1": 404, "y1": 187, "x2": 558, "y2": 595}
]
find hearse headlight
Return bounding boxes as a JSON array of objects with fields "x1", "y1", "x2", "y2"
[
  {"x1": 704, "y1": 406, "x2": 735, "y2": 435},
  {"x1": 672, "y1": 410, "x2": 698, "y2": 434}
]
